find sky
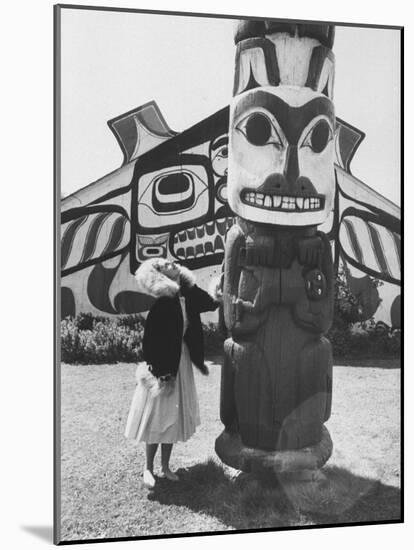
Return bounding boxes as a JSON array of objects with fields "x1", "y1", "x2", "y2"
[{"x1": 60, "y1": 8, "x2": 401, "y2": 206}]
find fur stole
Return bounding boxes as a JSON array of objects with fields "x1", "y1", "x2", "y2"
[{"x1": 134, "y1": 259, "x2": 196, "y2": 298}]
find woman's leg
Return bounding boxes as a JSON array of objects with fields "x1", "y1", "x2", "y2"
[
  {"x1": 143, "y1": 444, "x2": 158, "y2": 488},
  {"x1": 145, "y1": 443, "x2": 158, "y2": 472},
  {"x1": 161, "y1": 444, "x2": 179, "y2": 481}
]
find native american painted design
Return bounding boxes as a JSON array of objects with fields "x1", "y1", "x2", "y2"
[
  {"x1": 60, "y1": 103, "x2": 233, "y2": 317},
  {"x1": 61, "y1": 52, "x2": 400, "y2": 326},
  {"x1": 129, "y1": 108, "x2": 233, "y2": 271},
  {"x1": 61, "y1": 206, "x2": 130, "y2": 275},
  {"x1": 335, "y1": 168, "x2": 401, "y2": 286}
]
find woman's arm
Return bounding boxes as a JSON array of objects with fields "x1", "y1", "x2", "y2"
[{"x1": 188, "y1": 284, "x2": 220, "y2": 313}]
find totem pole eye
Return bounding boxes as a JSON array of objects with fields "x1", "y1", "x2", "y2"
[
  {"x1": 236, "y1": 112, "x2": 283, "y2": 148},
  {"x1": 302, "y1": 119, "x2": 333, "y2": 153}
]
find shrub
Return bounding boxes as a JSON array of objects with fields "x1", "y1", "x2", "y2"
[
  {"x1": 203, "y1": 322, "x2": 225, "y2": 355},
  {"x1": 61, "y1": 314, "x2": 144, "y2": 364},
  {"x1": 61, "y1": 313, "x2": 226, "y2": 364},
  {"x1": 61, "y1": 294, "x2": 400, "y2": 364},
  {"x1": 72, "y1": 312, "x2": 107, "y2": 331},
  {"x1": 327, "y1": 265, "x2": 400, "y2": 359},
  {"x1": 328, "y1": 318, "x2": 401, "y2": 359}
]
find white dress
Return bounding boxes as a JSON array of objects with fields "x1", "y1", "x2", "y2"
[{"x1": 124, "y1": 297, "x2": 201, "y2": 444}]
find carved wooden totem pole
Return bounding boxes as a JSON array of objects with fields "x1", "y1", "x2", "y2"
[{"x1": 215, "y1": 20, "x2": 336, "y2": 475}]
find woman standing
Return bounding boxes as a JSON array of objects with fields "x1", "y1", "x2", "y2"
[{"x1": 125, "y1": 259, "x2": 220, "y2": 488}]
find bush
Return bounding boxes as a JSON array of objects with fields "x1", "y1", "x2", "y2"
[
  {"x1": 61, "y1": 313, "x2": 225, "y2": 364},
  {"x1": 61, "y1": 314, "x2": 145, "y2": 364},
  {"x1": 328, "y1": 322, "x2": 401, "y2": 359},
  {"x1": 203, "y1": 322, "x2": 225, "y2": 355},
  {"x1": 327, "y1": 265, "x2": 400, "y2": 359},
  {"x1": 61, "y1": 296, "x2": 400, "y2": 365}
]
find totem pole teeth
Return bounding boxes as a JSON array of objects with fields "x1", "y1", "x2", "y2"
[{"x1": 241, "y1": 191, "x2": 324, "y2": 212}]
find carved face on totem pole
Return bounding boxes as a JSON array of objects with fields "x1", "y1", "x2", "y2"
[{"x1": 228, "y1": 21, "x2": 336, "y2": 227}]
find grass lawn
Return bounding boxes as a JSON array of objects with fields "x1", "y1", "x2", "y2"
[{"x1": 59, "y1": 357, "x2": 401, "y2": 542}]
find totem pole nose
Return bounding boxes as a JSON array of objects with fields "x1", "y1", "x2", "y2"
[
  {"x1": 283, "y1": 145, "x2": 299, "y2": 185},
  {"x1": 258, "y1": 173, "x2": 289, "y2": 194},
  {"x1": 292, "y1": 176, "x2": 318, "y2": 196},
  {"x1": 281, "y1": 146, "x2": 318, "y2": 195},
  {"x1": 259, "y1": 173, "x2": 318, "y2": 197}
]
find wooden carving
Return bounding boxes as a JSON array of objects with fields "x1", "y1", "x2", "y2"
[{"x1": 217, "y1": 21, "x2": 336, "y2": 467}]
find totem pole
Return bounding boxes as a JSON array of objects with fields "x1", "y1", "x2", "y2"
[{"x1": 215, "y1": 20, "x2": 336, "y2": 475}]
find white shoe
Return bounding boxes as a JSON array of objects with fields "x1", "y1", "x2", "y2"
[
  {"x1": 161, "y1": 469, "x2": 179, "y2": 482},
  {"x1": 143, "y1": 469, "x2": 156, "y2": 489}
]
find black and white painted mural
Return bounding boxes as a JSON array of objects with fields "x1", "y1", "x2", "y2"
[{"x1": 61, "y1": 101, "x2": 400, "y2": 325}]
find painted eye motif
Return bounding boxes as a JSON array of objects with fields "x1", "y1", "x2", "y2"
[
  {"x1": 137, "y1": 165, "x2": 209, "y2": 232},
  {"x1": 217, "y1": 146, "x2": 228, "y2": 159},
  {"x1": 210, "y1": 134, "x2": 229, "y2": 177},
  {"x1": 236, "y1": 112, "x2": 283, "y2": 148},
  {"x1": 153, "y1": 172, "x2": 194, "y2": 213},
  {"x1": 211, "y1": 146, "x2": 228, "y2": 176},
  {"x1": 302, "y1": 119, "x2": 333, "y2": 153}
]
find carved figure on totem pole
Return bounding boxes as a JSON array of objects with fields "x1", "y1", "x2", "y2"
[{"x1": 215, "y1": 20, "x2": 336, "y2": 474}]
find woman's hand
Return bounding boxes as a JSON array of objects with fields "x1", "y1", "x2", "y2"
[{"x1": 209, "y1": 274, "x2": 224, "y2": 303}]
